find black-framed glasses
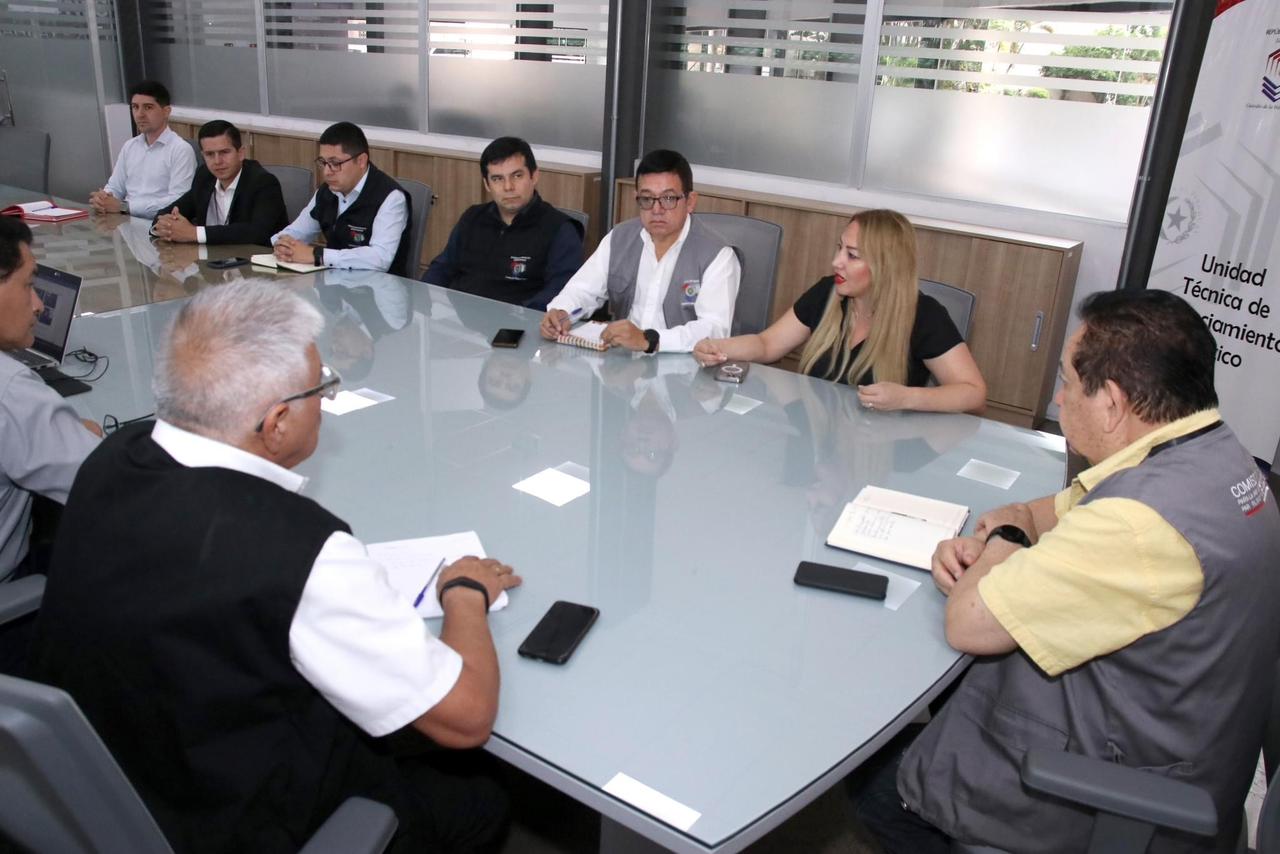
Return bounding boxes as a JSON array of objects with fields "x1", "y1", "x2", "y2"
[
  {"x1": 315, "y1": 155, "x2": 356, "y2": 172},
  {"x1": 254, "y1": 364, "x2": 342, "y2": 433},
  {"x1": 635, "y1": 193, "x2": 686, "y2": 211}
]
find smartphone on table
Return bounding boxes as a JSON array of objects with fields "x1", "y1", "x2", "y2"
[
  {"x1": 793, "y1": 561, "x2": 888, "y2": 601},
  {"x1": 518, "y1": 601, "x2": 599, "y2": 664},
  {"x1": 492, "y1": 328, "x2": 525, "y2": 348}
]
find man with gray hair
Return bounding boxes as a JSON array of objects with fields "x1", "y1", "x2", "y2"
[{"x1": 32, "y1": 280, "x2": 519, "y2": 853}]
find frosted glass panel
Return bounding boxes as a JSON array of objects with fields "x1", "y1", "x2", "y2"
[
  {"x1": 865, "y1": 87, "x2": 1149, "y2": 221},
  {"x1": 266, "y1": 50, "x2": 419, "y2": 130},
  {"x1": 428, "y1": 57, "x2": 603, "y2": 149},
  {"x1": 141, "y1": 0, "x2": 261, "y2": 112},
  {"x1": 645, "y1": 70, "x2": 857, "y2": 181},
  {"x1": 643, "y1": 0, "x2": 865, "y2": 181}
]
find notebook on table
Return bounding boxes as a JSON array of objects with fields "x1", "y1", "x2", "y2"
[
  {"x1": 557, "y1": 320, "x2": 608, "y2": 352},
  {"x1": 826, "y1": 486, "x2": 969, "y2": 571},
  {"x1": 1, "y1": 201, "x2": 89, "y2": 223},
  {"x1": 8, "y1": 264, "x2": 90, "y2": 396},
  {"x1": 250, "y1": 253, "x2": 325, "y2": 274}
]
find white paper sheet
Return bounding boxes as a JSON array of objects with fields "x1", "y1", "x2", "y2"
[
  {"x1": 957, "y1": 458, "x2": 1021, "y2": 490},
  {"x1": 321, "y1": 388, "x2": 394, "y2": 416},
  {"x1": 724, "y1": 393, "x2": 762, "y2": 415},
  {"x1": 368, "y1": 531, "x2": 510, "y2": 618},
  {"x1": 513, "y1": 466, "x2": 590, "y2": 507},
  {"x1": 853, "y1": 562, "x2": 922, "y2": 611},
  {"x1": 603, "y1": 773, "x2": 701, "y2": 832}
]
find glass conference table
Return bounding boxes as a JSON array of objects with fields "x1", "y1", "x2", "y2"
[
  {"x1": 2, "y1": 184, "x2": 267, "y2": 314},
  {"x1": 56, "y1": 269, "x2": 1068, "y2": 853}
]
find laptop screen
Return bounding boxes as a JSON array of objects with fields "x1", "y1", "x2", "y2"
[{"x1": 31, "y1": 264, "x2": 82, "y2": 362}]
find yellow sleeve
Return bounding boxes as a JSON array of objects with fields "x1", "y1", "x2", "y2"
[{"x1": 978, "y1": 497, "x2": 1203, "y2": 676}]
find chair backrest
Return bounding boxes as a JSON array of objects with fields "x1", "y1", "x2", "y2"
[
  {"x1": 0, "y1": 674, "x2": 174, "y2": 854},
  {"x1": 394, "y1": 177, "x2": 433, "y2": 279},
  {"x1": 558, "y1": 207, "x2": 589, "y2": 243},
  {"x1": 263, "y1": 163, "x2": 317, "y2": 223},
  {"x1": 0, "y1": 126, "x2": 51, "y2": 194},
  {"x1": 695, "y1": 213, "x2": 783, "y2": 337},
  {"x1": 919, "y1": 278, "x2": 976, "y2": 341},
  {"x1": 184, "y1": 135, "x2": 202, "y2": 164}
]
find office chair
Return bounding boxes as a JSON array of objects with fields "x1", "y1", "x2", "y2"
[
  {"x1": 0, "y1": 577, "x2": 399, "y2": 854},
  {"x1": 558, "y1": 207, "x2": 590, "y2": 242},
  {"x1": 394, "y1": 177, "x2": 433, "y2": 278},
  {"x1": 0, "y1": 126, "x2": 52, "y2": 194},
  {"x1": 184, "y1": 135, "x2": 202, "y2": 164},
  {"x1": 919, "y1": 278, "x2": 976, "y2": 341},
  {"x1": 696, "y1": 213, "x2": 783, "y2": 337},
  {"x1": 264, "y1": 163, "x2": 317, "y2": 222}
]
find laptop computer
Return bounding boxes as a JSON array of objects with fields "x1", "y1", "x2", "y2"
[{"x1": 8, "y1": 264, "x2": 90, "y2": 396}]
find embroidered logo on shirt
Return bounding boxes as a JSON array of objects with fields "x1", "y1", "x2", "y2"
[
  {"x1": 1231, "y1": 468, "x2": 1271, "y2": 517},
  {"x1": 506, "y1": 256, "x2": 531, "y2": 280},
  {"x1": 681, "y1": 280, "x2": 701, "y2": 304},
  {"x1": 347, "y1": 224, "x2": 368, "y2": 245}
]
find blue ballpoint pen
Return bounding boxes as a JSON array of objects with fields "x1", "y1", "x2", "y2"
[{"x1": 413, "y1": 557, "x2": 448, "y2": 608}]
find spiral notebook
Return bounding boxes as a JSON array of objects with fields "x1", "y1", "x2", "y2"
[{"x1": 557, "y1": 320, "x2": 608, "y2": 351}]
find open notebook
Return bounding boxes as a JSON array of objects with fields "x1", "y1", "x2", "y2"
[
  {"x1": 250, "y1": 253, "x2": 324, "y2": 274},
  {"x1": 827, "y1": 486, "x2": 969, "y2": 571},
  {"x1": 557, "y1": 321, "x2": 608, "y2": 352},
  {"x1": 1, "y1": 201, "x2": 89, "y2": 223}
]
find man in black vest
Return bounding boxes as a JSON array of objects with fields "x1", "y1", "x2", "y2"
[
  {"x1": 851, "y1": 290, "x2": 1280, "y2": 853},
  {"x1": 150, "y1": 120, "x2": 288, "y2": 247},
  {"x1": 423, "y1": 136, "x2": 583, "y2": 310},
  {"x1": 31, "y1": 281, "x2": 519, "y2": 853},
  {"x1": 271, "y1": 122, "x2": 414, "y2": 276}
]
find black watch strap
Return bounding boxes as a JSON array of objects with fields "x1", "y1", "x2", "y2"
[
  {"x1": 986, "y1": 524, "x2": 1032, "y2": 548},
  {"x1": 643, "y1": 329, "x2": 660, "y2": 354},
  {"x1": 437, "y1": 576, "x2": 491, "y2": 612},
  {"x1": 313, "y1": 246, "x2": 325, "y2": 267}
]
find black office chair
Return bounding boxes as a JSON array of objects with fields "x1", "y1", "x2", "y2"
[
  {"x1": 264, "y1": 163, "x2": 317, "y2": 222},
  {"x1": 394, "y1": 176, "x2": 433, "y2": 278},
  {"x1": 0, "y1": 577, "x2": 399, "y2": 854},
  {"x1": 919, "y1": 278, "x2": 976, "y2": 342},
  {"x1": 696, "y1": 212, "x2": 783, "y2": 337},
  {"x1": 0, "y1": 126, "x2": 52, "y2": 194}
]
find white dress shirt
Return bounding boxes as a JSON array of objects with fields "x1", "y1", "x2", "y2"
[
  {"x1": 102, "y1": 126, "x2": 197, "y2": 221},
  {"x1": 271, "y1": 168, "x2": 408, "y2": 273},
  {"x1": 195, "y1": 168, "x2": 242, "y2": 245},
  {"x1": 150, "y1": 419, "x2": 463, "y2": 737},
  {"x1": 548, "y1": 216, "x2": 741, "y2": 353}
]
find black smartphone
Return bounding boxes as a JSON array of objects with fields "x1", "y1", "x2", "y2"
[
  {"x1": 794, "y1": 561, "x2": 888, "y2": 601},
  {"x1": 518, "y1": 601, "x2": 599, "y2": 664},
  {"x1": 207, "y1": 257, "x2": 249, "y2": 269},
  {"x1": 492, "y1": 328, "x2": 524, "y2": 349}
]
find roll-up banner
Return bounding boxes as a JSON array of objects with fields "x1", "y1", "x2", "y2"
[{"x1": 1149, "y1": 0, "x2": 1280, "y2": 464}]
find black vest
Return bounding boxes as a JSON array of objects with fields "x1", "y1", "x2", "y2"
[
  {"x1": 446, "y1": 192, "x2": 573, "y2": 306},
  {"x1": 311, "y1": 163, "x2": 413, "y2": 277},
  {"x1": 30, "y1": 424, "x2": 427, "y2": 854}
]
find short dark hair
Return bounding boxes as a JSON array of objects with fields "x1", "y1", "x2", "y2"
[
  {"x1": 318, "y1": 122, "x2": 369, "y2": 158},
  {"x1": 197, "y1": 119, "x2": 242, "y2": 150},
  {"x1": 480, "y1": 137, "x2": 537, "y2": 180},
  {"x1": 1073, "y1": 289, "x2": 1218, "y2": 423},
  {"x1": 0, "y1": 217, "x2": 33, "y2": 282},
  {"x1": 128, "y1": 80, "x2": 172, "y2": 107},
  {"x1": 636, "y1": 149, "x2": 693, "y2": 195}
]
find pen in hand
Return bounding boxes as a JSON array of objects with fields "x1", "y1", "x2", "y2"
[{"x1": 413, "y1": 557, "x2": 448, "y2": 608}]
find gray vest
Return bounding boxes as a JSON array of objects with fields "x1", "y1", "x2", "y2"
[
  {"x1": 898, "y1": 421, "x2": 1280, "y2": 853},
  {"x1": 605, "y1": 216, "x2": 730, "y2": 328}
]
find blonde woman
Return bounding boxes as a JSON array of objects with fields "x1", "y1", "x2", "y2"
[{"x1": 693, "y1": 209, "x2": 986, "y2": 413}]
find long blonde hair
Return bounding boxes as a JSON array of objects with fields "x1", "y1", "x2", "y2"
[{"x1": 798, "y1": 209, "x2": 918, "y2": 386}]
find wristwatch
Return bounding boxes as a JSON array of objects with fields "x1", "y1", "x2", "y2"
[
  {"x1": 313, "y1": 246, "x2": 324, "y2": 267},
  {"x1": 438, "y1": 576, "x2": 490, "y2": 612},
  {"x1": 643, "y1": 329, "x2": 660, "y2": 355},
  {"x1": 986, "y1": 524, "x2": 1032, "y2": 548}
]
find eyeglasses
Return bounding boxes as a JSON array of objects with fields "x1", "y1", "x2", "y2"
[
  {"x1": 635, "y1": 193, "x2": 687, "y2": 211},
  {"x1": 315, "y1": 155, "x2": 356, "y2": 172},
  {"x1": 254, "y1": 364, "x2": 342, "y2": 433}
]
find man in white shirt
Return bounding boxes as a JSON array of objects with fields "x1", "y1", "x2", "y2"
[
  {"x1": 31, "y1": 280, "x2": 518, "y2": 852},
  {"x1": 271, "y1": 121, "x2": 414, "y2": 276},
  {"x1": 540, "y1": 149, "x2": 740, "y2": 354},
  {"x1": 88, "y1": 80, "x2": 196, "y2": 221}
]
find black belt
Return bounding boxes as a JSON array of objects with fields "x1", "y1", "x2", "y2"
[{"x1": 1146, "y1": 419, "x2": 1223, "y2": 458}]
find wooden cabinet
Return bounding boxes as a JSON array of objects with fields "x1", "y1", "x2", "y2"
[{"x1": 615, "y1": 178, "x2": 1080, "y2": 427}]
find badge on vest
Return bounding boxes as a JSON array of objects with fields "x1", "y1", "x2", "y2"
[
  {"x1": 681, "y1": 279, "x2": 701, "y2": 305},
  {"x1": 506, "y1": 256, "x2": 531, "y2": 281},
  {"x1": 347, "y1": 224, "x2": 368, "y2": 245}
]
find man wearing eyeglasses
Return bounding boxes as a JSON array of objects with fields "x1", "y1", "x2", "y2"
[
  {"x1": 271, "y1": 122, "x2": 414, "y2": 276},
  {"x1": 423, "y1": 136, "x2": 584, "y2": 310},
  {"x1": 32, "y1": 281, "x2": 518, "y2": 853},
  {"x1": 540, "y1": 149, "x2": 741, "y2": 354}
]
